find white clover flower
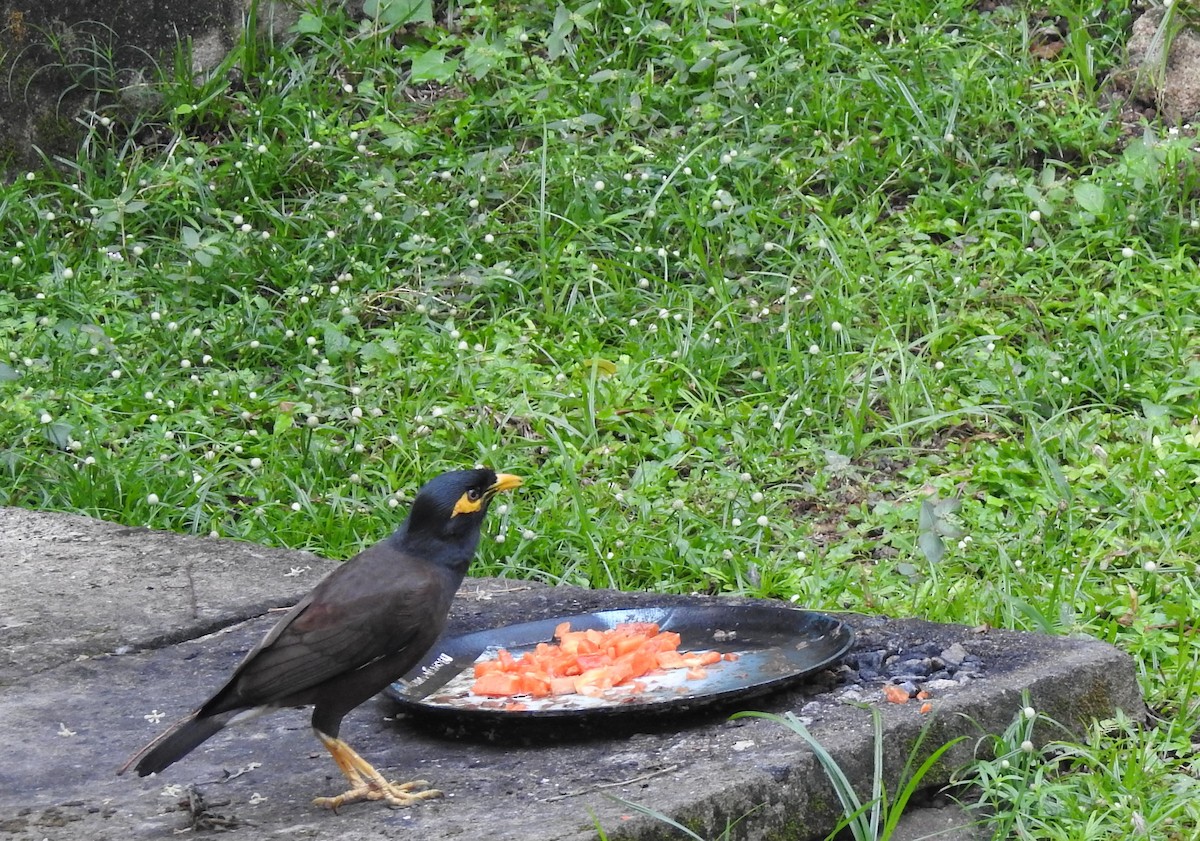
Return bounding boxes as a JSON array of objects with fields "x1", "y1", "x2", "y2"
[
  {"x1": 110, "y1": 369, "x2": 121, "y2": 379},
  {"x1": 494, "y1": 533, "x2": 506, "y2": 543},
  {"x1": 1143, "y1": 560, "x2": 1157, "y2": 571},
  {"x1": 147, "y1": 494, "x2": 160, "y2": 505},
  {"x1": 732, "y1": 517, "x2": 742, "y2": 527},
  {"x1": 934, "y1": 361, "x2": 945, "y2": 370},
  {"x1": 306, "y1": 415, "x2": 319, "y2": 427},
  {"x1": 180, "y1": 359, "x2": 191, "y2": 368},
  {"x1": 808, "y1": 344, "x2": 820, "y2": 354},
  {"x1": 1121, "y1": 247, "x2": 1134, "y2": 259},
  {"x1": 291, "y1": 502, "x2": 302, "y2": 511},
  {"x1": 594, "y1": 180, "x2": 605, "y2": 190},
  {"x1": 522, "y1": 529, "x2": 536, "y2": 540},
  {"x1": 830, "y1": 321, "x2": 842, "y2": 332},
  {"x1": 756, "y1": 515, "x2": 769, "y2": 527},
  {"x1": 751, "y1": 491, "x2": 764, "y2": 503},
  {"x1": 1028, "y1": 210, "x2": 1041, "y2": 222},
  {"x1": 1020, "y1": 740, "x2": 1035, "y2": 753}
]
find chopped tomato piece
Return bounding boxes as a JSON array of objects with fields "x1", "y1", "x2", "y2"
[
  {"x1": 655, "y1": 650, "x2": 688, "y2": 670},
  {"x1": 469, "y1": 621, "x2": 731, "y2": 699},
  {"x1": 472, "y1": 672, "x2": 526, "y2": 697}
]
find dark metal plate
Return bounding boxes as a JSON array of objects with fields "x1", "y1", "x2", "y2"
[{"x1": 386, "y1": 604, "x2": 854, "y2": 725}]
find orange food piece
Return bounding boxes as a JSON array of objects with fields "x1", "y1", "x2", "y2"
[
  {"x1": 472, "y1": 672, "x2": 526, "y2": 697},
  {"x1": 919, "y1": 702, "x2": 933, "y2": 714},
  {"x1": 883, "y1": 684, "x2": 911, "y2": 704},
  {"x1": 655, "y1": 650, "x2": 688, "y2": 670},
  {"x1": 469, "y1": 621, "x2": 728, "y2": 698}
]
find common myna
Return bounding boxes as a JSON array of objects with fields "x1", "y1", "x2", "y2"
[{"x1": 120, "y1": 468, "x2": 521, "y2": 809}]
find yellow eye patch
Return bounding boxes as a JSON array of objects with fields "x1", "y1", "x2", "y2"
[{"x1": 451, "y1": 492, "x2": 484, "y2": 517}]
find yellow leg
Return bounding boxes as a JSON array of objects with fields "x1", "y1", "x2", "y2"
[{"x1": 312, "y1": 732, "x2": 442, "y2": 811}]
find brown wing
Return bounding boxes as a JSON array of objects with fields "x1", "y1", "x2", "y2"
[{"x1": 202, "y1": 544, "x2": 447, "y2": 714}]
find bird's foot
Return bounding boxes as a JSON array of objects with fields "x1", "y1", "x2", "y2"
[{"x1": 313, "y1": 778, "x2": 442, "y2": 811}]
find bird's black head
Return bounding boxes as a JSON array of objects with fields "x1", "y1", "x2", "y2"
[{"x1": 397, "y1": 468, "x2": 522, "y2": 567}]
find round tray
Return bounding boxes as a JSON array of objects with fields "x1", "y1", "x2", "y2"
[{"x1": 386, "y1": 604, "x2": 854, "y2": 727}]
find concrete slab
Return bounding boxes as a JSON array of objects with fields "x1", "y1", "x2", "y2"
[
  {"x1": 0, "y1": 507, "x2": 336, "y2": 683},
  {"x1": 0, "y1": 509, "x2": 1145, "y2": 841}
]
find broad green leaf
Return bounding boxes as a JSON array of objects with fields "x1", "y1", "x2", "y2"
[
  {"x1": 1073, "y1": 182, "x2": 1106, "y2": 214},
  {"x1": 1141, "y1": 400, "x2": 1170, "y2": 420},
  {"x1": 547, "y1": 4, "x2": 574, "y2": 61},
  {"x1": 365, "y1": 0, "x2": 432, "y2": 26},
  {"x1": 918, "y1": 531, "x2": 945, "y2": 565},
  {"x1": 463, "y1": 34, "x2": 515, "y2": 80},
  {"x1": 45, "y1": 422, "x2": 73, "y2": 449},
  {"x1": 323, "y1": 323, "x2": 351, "y2": 358},
  {"x1": 918, "y1": 498, "x2": 935, "y2": 531},
  {"x1": 409, "y1": 49, "x2": 458, "y2": 84},
  {"x1": 294, "y1": 12, "x2": 323, "y2": 33}
]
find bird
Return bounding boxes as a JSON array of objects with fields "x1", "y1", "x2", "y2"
[{"x1": 119, "y1": 468, "x2": 522, "y2": 810}]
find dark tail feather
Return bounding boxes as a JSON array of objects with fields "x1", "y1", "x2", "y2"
[{"x1": 118, "y1": 711, "x2": 234, "y2": 776}]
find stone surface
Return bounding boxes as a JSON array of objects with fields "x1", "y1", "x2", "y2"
[
  {"x1": 0, "y1": 508, "x2": 1145, "y2": 840},
  {"x1": 1125, "y1": 7, "x2": 1200, "y2": 122},
  {"x1": 889, "y1": 800, "x2": 989, "y2": 841},
  {"x1": 0, "y1": 506, "x2": 334, "y2": 683},
  {"x1": 0, "y1": 0, "x2": 301, "y2": 172}
]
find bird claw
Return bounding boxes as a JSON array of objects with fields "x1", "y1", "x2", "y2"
[{"x1": 313, "y1": 779, "x2": 442, "y2": 811}]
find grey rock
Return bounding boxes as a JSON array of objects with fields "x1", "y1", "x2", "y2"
[{"x1": 0, "y1": 507, "x2": 1145, "y2": 841}]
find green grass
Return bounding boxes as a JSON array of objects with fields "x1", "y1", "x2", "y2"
[{"x1": 2, "y1": 0, "x2": 1199, "y2": 836}]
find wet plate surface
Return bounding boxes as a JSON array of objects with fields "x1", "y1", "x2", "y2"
[{"x1": 387, "y1": 604, "x2": 854, "y2": 725}]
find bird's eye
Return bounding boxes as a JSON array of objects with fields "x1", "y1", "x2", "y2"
[{"x1": 467, "y1": 488, "x2": 483, "y2": 502}]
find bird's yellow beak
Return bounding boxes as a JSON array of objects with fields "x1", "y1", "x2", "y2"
[{"x1": 489, "y1": 473, "x2": 523, "y2": 495}]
